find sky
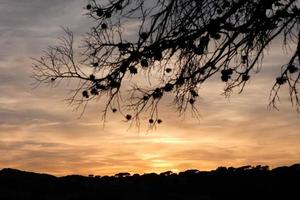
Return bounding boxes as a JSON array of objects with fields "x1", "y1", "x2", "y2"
[{"x1": 0, "y1": 0, "x2": 299, "y2": 176}]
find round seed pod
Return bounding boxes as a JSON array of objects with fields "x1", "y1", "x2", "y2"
[
  {"x1": 154, "y1": 51, "x2": 163, "y2": 61},
  {"x1": 125, "y1": 114, "x2": 132, "y2": 120},
  {"x1": 288, "y1": 64, "x2": 298, "y2": 74},
  {"x1": 101, "y1": 23, "x2": 108, "y2": 29},
  {"x1": 176, "y1": 77, "x2": 185, "y2": 85},
  {"x1": 110, "y1": 80, "x2": 121, "y2": 88},
  {"x1": 164, "y1": 83, "x2": 173, "y2": 92},
  {"x1": 140, "y1": 32, "x2": 148, "y2": 40},
  {"x1": 190, "y1": 90, "x2": 198, "y2": 97},
  {"x1": 194, "y1": 46, "x2": 204, "y2": 55},
  {"x1": 90, "y1": 88, "x2": 99, "y2": 95},
  {"x1": 129, "y1": 66, "x2": 138, "y2": 74},
  {"x1": 153, "y1": 88, "x2": 163, "y2": 99},
  {"x1": 89, "y1": 74, "x2": 95, "y2": 81},
  {"x1": 141, "y1": 59, "x2": 149, "y2": 67},
  {"x1": 221, "y1": 74, "x2": 230, "y2": 82},
  {"x1": 165, "y1": 68, "x2": 172, "y2": 73},
  {"x1": 189, "y1": 98, "x2": 195, "y2": 104},
  {"x1": 82, "y1": 90, "x2": 89, "y2": 98},
  {"x1": 86, "y1": 4, "x2": 92, "y2": 10}
]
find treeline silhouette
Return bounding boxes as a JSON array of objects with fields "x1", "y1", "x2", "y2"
[{"x1": 1, "y1": 164, "x2": 300, "y2": 200}]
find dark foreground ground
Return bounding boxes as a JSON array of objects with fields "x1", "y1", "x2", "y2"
[{"x1": 0, "y1": 164, "x2": 300, "y2": 200}]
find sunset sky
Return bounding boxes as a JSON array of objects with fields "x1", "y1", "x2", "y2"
[{"x1": 0, "y1": 0, "x2": 299, "y2": 176}]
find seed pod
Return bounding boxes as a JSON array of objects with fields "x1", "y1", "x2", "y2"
[
  {"x1": 82, "y1": 90, "x2": 89, "y2": 98},
  {"x1": 288, "y1": 64, "x2": 298, "y2": 74},
  {"x1": 190, "y1": 90, "x2": 199, "y2": 97},
  {"x1": 276, "y1": 77, "x2": 287, "y2": 85},
  {"x1": 90, "y1": 88, "x2": 99, "y2": 95},
  {"x1": 141, "y1": 59, "x2": 149, "y2": 67},
  {"x1": 89, "y1": 74, "x2": 95, "y2": 81},
  {"x1": 221, "y1": 69, "x2": 233, "y2": 76},
  {"x1": 199, "y1": 68, "x2": 205, "y2": 75},
  {"x1": 189, "y1": 98, "x2": 195, "y2": 104},
  {"x1": 176, "y1": 77, "x2": 185, "y2": 85},
  {"x1": 153, "y1": 88, "x2": 163, "y2": 99},
  {"x1": 164, "y1": 83, "x2": 173, "y2": 92},
  {"x1": 120, "y1": 61, "x2": 129, "y2": 73},
  {"x1": 194, "y1": 45, "x2": 204, "y2": 55},
  {"x1": 242, "y1": 74, "x2": 250, "y2": 81},
  {"x1": 125, "y1": 114, "x2": 132, "y2": 120},
  {"x1": 101, "y1": 23, "x2": 107, "y2": 29},
  {"x1": 221, "y1": 74, "x2": 230, "y2": 82},
  {"x1": 140, "y1": 32, "x2": 148, "y2": 40},
  {"x1": 165, "y1": 68, "x2": 172, "y2": 73},
  {"x1": 221, "y1": 69, "x2": 228, "y2": 75},
  {"x1": 130, "y1": 51, "x2": 140, "y2": 61},
  {"x1": 143, "y1": 96, "x2": 149, "y2": 101},
  {"x1": 86, "y1": 4, "x2": 92, "y2": 10},
  {"x1": 154, "y1": 51, "x2": 163, "y2": 61},
  {"x1": 96, "y1": 83, "x2": 106, "y2": 90},
  {"x1": 110, "y1": 80, "x2": 121, "y2": 88},
  {"x1": 129, "y1": 66, "x2": 137, "y2": 74}
]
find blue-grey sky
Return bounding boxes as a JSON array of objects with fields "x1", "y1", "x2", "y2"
[{"x1": 0, "y1": 0, "x2": 299, "y2": 176}]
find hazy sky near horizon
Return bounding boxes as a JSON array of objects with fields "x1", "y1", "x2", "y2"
[{"x1": 0, "y1": 0, "x2": 299, "y2": 176}]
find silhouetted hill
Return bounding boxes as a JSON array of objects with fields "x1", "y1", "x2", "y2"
[{"x1": 1, "y1": 164, "x2": 300, "y2": 200}]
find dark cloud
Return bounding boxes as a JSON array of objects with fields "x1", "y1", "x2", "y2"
[
  {"x1": 0, "y1": 0, "x2": 92, "y2": 63},
  {"x1": 0, "y1": 0, "x2": 90, "y2": 33}
]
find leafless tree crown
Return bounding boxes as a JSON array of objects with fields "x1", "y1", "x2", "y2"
[{"x1": 33, "y1": 0, "x2": 300, "y2": 126}]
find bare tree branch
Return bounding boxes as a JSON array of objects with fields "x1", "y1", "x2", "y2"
[{"x1": 32, "y1": 0, "x2": 300, "y2": 126}]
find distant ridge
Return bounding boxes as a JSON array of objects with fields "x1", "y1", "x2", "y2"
[{"x1": 1, "y1": 164, "x2": 300, "y2": 200}]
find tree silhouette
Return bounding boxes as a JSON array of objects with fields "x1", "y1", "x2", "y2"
[
  {"x1": 32, "y1": 0, "x2": 300, "y2": 125},
  {"x1": 1, "y1": 165, "x2": 300, "y2": 200}
]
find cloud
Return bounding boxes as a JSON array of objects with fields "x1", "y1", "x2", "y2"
[{"x1": 0, "y1": 0, "x2": 90, "y2": 32}]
